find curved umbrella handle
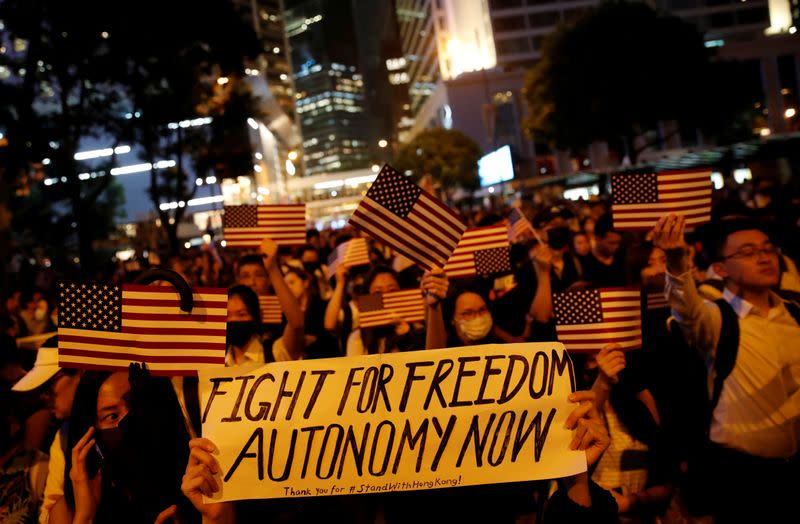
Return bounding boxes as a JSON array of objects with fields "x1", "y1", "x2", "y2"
[{"x1": 132, "y1": 268, "x2": 194, "y2": 313}]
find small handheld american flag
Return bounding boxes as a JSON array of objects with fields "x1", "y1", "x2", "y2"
[
  {"x1": 645, "y1": 291, "x2": 669, "y2": 311},
  {"x1": 508, "y1": 207, "x2": 536, "y2": 242},
  {"x1": 611, "y1": 170, "x2": 712, "y2": 231},
  {"x1": 327, "y1": 238, "x2": 370, "y2": 279},
  {"x1": 57, "y1": 282, "x2": 227, "y2": 375},
  {"x1": 258, "y1": 295, "x2": 283, "y2": 325},
  {"x1": 444, "y1": 225, "x2": 511, "y2": 278},
  {"x1": 349, "y1": 164, "x2": 467, "y2": 271},
  {"x1": 355, "y1": 289, "x2": 425, "y2": 328},
  {"x1": 223, "y1": 204, "x2": 306, "y2": 247},
  {"x1": 553, "y1": 287, "x2": 642, "y2": 352}
]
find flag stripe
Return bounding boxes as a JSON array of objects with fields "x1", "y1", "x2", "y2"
[
  {"x1": 58, "y1": 358, "x2": 222, "y2": 374},
  {"x1": 350, "y1": 210, "x2": 439, "y2": 268},
  {"x1": 59, "y1": 347, "x2": 226, "y2": 361},
  {"x1": 555, "y1": 339, "x2": 642, "y2": 352},
  {"x1": 60, "y1": 334, "x2": 224, "y2": 350},
  {"x1": 612, "y1": 198, "x2": 711, "y2": 211},
  {"x1": 358, "y1": 198, "x2": 453, "y2": 261},
  {"x1": 614, "y1": 215, "x2": 709, "y2": 228}
]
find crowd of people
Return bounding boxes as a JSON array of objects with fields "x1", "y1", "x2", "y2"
[{"x1": 0, "y1": 172, "x2": 798, "y2": 523}]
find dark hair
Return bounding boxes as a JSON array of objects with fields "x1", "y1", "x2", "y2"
[
  {"x1": 306, "y1": 228, "x2": 320, "y2": 240},
  {"x1": 594, "y1": 213, "x2": 617, "y2": 239},
  {"x1": 284, "y1": 266, "x2": 319, "y2": 299},
  {"x1": 65, "y1": 368, "x2": 194, "y2": 522},
  {"x1": 236, "y1": 254, "x2": 265, "y2": 273},
  {"x1": 228, "y1": 284, "x2": 262, "y2": 323},
  {"x1": 364, "y1": 265, "x2": 399, "y2": 293},
  {"x1": 707, "y1": 218, "x2": 770, "y2": 262},
  {"x1": 65, "y1": 371, "x2": 113, "y2": 510},
  {"x1": 444, "y1": 287, "x2": 491, "y2": 325}
]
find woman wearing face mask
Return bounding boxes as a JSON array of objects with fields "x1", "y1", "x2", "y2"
[
  {"x1": 446, "y1": 290, "x2": 499, "y2": 347},
  {"x1": 65, "y1": 369, "x2": 194, "y2": 524}
]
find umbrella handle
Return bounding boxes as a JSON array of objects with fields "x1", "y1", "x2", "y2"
[{"x1": 132, "y1": 269, "x2": 194, "y2": 312}]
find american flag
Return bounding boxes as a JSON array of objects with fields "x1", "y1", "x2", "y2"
[
  {"x1": 349, "y1": 165, "x2": 467, "y2": 271},
  {"x1": 611, "y1": 170, "x2": 712, "y2": 231},
  {"x1": 508, "y1": 207, "x2": 536, "y2": 242},
  {"x1": 258, "y1": 295, "x2": 283, "y2": 325},
  {"x1": 356, "y1": 289, "x2": 425, "y2": 328},
  {"x1": 223, "y1": 204, "x2": 306, "y2": 247},
  {"x1": 57, "y1": 282, "x2": 227, "y2": 375},
  {"x1": 553, "y1": 287, "x2": 642, "y2": 352},
  {"x1": 444, "y1": 225, "x2": 511, "y2": 278},
  {"x1": 327, "y1": 238, "x2": 370, "y2": 279},
  {"x1": 645, "y1": 291, "x2": 669, "y2": 311}
]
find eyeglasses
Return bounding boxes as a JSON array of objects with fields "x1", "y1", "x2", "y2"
[
  {"x1": 456, "y1": 306, "x2": 489, "y2": 320},
  {"x1": 722, "y1": 244, "x2": 781, "y2": 260}
]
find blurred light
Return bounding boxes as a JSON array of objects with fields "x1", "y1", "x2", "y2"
[
  {"x1": 272, "y1": 47, "x2": 280, "y2": 54},
  {"x1": 60, "y1": 177, "x2": 67, "y2": 182},
  {"x1": 184, "y1": 242, "x2": 191, "y2": 249},
  {"x1": 187, "y1": 195, "x2": 224, "y2": 207},
  {"x1": 178, "y1": 201, "x2": 186, "y2": 208},
  {"x1": 711, "y1": 172, "x2": 724, "y2": 190},
  {"x1": 255, "y1": 152, "x2": 263, "y2": 160},
  {"x1": 288, "y1": 150, "x2": 298, "y2": 161},
  {"x1": 74, "y1": 145, "x2": 131, "y2": 160},
  {"x1": 378, "y1": 139, "x2": 388, "y2": 148},
  {"x1": 78, "y1": 173, "x2": 91, "y2": 180},
  {"x1": 331, "y1": 190, "x2": 338, "y2": 197},
  {"x1": 168, "y1": 218, "x2": 176, "y2": 225},
  {"x1": 154, "y1": 160, "x2": 176, "y2": 169},
  {"x1": 257, "y1": 186, "x2": 270, "y2": 195},
  {"x1": 217, "y1": 76, "x2": 229, "y2": 85},
  {"x1": 205, "y1": 176, "x2": 217, "y2": 184},
  {"x1": 253, "y1": 164, "x2": 262, "y2": 173},
  {"x1": 314, "y1": 180, "x2": 344, "y2": 190},
  {"x1": 280, "y1": 74, "x2": 288, "y2": 81},
  {"x1": 42, "y1": 158, "x2": 50, "y2": 165},
  {"x1": 790, "y1": 26, "x2": 797, "y2": 34},
  {"x1": 101, "y1": 32, "x2": 109, "y2": 39},
  {"x1": 759, "y1": 127, "x2": 771, "y2": 137},
  {"x1": 785, "y1": 108, "x2": 796, "y2": 118},
  {"x1": 220, "y1": 240, "x2": 227, "y2": 248},
  {"x1": 195, "y1": 178, "x2": 204, "y2": 186},
  {"x1": 371, "y1": 164, "x2": 380, "y2": 173},
  {"x1": 704, "y1": 39, "x2": 725, "y2": 48},
  {"x1": 734, "y1": 168, "x2": 752, "y2": 184},
  {"x1": 202, "y1": 234, "x2": 211, "y2": 244},
  {"x1": 285, "y1": 159, "x2": 296, "y2": 176},
  {"x1": 487, "y1": 186, "x2": 495, "y2": 193},
  {"x1": 111, "y1": 163, "x2": 152, "y2": 176},
  {"x1": 247, "y1": 118, "x2": 259, "y2": 130}
]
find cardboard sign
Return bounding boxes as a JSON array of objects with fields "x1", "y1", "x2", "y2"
[{"x1": 199, "y1": 343, "x2": 586, "y2": 502}]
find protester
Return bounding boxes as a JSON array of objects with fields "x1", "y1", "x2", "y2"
[{"x1": 653, "y1": 213, "x2": 800, "y2": 523}]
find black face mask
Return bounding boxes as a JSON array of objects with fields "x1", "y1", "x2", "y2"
[
  {"x1": 226, "y1": 321, "x2": 258, "y2": 347},
  {"x1": 547, "y1": 226, "x2": 571, "y2": 250},
  {"x1": 303, "y1": 261, "x2": 321, "y2": 273},
  {"x1": 95, "y1": 414, "x2": 134, "y2": 479}
]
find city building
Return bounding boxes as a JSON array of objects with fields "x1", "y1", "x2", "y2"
[{"x1": 284, "y1": 0, "x2": 371, "y2": 176}]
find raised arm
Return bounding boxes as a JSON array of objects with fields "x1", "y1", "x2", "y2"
[
  {"x1": 652, "y1": 214, "x2": 721, "y2": 355},
  {"x1": 324, "y1": 265, "x2": 348, "y2": 332},
  {"x1": 422, "y1": 268, "x2": 449, "y2": 349},
  {"x1": 261, "y1": 238, "x2": 305, "y2": 359}
]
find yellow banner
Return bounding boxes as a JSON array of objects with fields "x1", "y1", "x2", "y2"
[{"x1": 199, "y1": 342, "x2": 586, "y2": 502}]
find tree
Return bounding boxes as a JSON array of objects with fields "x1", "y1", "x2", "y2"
[
  {"x1": 0, "y1": 0, "x2": 130, "y2": 275},
  {"x1": 523, "y1": 1, "x2": 758, "y2": 160},
  {"x1": 395, "y1": 128, "x2": 482, "y2": 190},
  {"x1": 105, "y1": 0, "x2": 263, "y2": 255}
]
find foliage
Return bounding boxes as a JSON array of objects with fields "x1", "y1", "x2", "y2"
[
  {"x1": 395, "y1": 128, "x2": 482, "y2": 190},
  {"x1": 523, "y1": 1, "x2": 758, "y2": 157}
]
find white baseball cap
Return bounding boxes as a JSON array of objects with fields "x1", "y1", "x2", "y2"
[{"x1": 12, "y1": 336, "x2": 61, "y2": 392}]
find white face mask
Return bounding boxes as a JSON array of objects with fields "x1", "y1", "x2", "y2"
[{"x1": 456, "y1": 314, "x2": 493, "y2": 342}]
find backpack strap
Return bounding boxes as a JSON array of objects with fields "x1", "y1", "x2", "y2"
[
  {"x1": 710, "y1": 298, "x2": 740, "y2": 414},
  {"x1": 776, "y1": 289, "x2": 800, "y2": 324}
]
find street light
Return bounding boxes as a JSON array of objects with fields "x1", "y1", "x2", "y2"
[
  {"x1": 288, "y1": 150, "x2": 298, "y2": 161},
  {"x1": 217, "y1": 76, "x2": 229, "y2": 86},
  {"x1": 785, "y1": 108, "x2": 796, "y2": 119},
  {"x1": 378, "y1": 139, "x2": 388, "y2": 148},
  {"x1": 371, "y1": 164, "x2": 380, "y2": 173}
]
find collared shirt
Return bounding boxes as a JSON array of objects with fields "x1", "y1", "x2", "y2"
[
  {"x1": 665, "y1": 270, "x2": 800, "y2": 458},
  {"x1": 225, "y1": 336, "x2": 266, "y2": 367}
]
